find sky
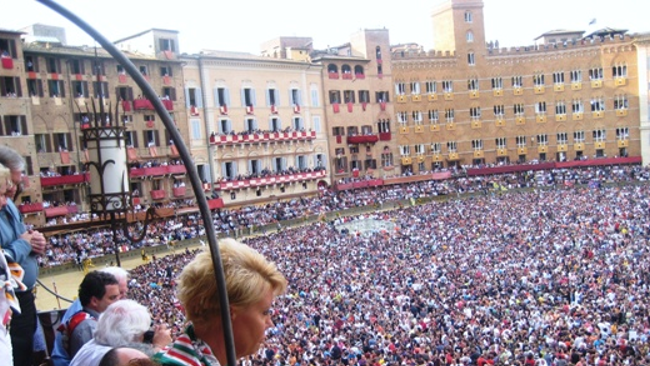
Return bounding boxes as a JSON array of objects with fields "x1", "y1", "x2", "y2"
[{"x1": 4, "y1": 0, "x2": 649, "y2": 55}]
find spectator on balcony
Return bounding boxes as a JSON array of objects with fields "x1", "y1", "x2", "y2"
[{"x1": 0, "y1": 146, "x2": 47, "y2": 366}]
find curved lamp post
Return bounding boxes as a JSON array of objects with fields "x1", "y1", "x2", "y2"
[{"x1": 35, "y1": 1, "x2": 237, "y2": 365}]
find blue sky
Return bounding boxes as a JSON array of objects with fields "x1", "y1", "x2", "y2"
[{"x1": 5, "y1": 0, "x2": 648, "y2": 54}]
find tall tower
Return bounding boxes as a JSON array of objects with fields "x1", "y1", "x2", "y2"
[{"x1": 431, "y1": 0, "x2": 486, "y2": 55}]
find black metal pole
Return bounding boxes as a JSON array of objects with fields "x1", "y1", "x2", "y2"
[{"x1": 34, "y1": 1, "x2": 237, "y2": 365}]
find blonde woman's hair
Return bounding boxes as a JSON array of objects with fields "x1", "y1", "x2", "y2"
[
  {"x1": 177, "y1": 238, "x2": 287, "y2": 324},
  {"x1": 0, "y1": 164, "x2": 11, "y2": 190}
]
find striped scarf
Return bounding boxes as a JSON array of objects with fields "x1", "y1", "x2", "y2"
[{"x1": 153, "y1": 323, "x2": 220, "y2": 366}]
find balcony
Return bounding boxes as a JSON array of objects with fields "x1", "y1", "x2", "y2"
[
  {"x1": 172, "y1": 186, "x2": 187, "y2": 197},
  {"x1": 133, "y1": 99, "x2": 155, "y2": 110},
  {"x1": 150, "y1": 190, "x2": 166, "y2": 200},
  {"x1": 378, "y1": 132, "x2": 391, "y2": 141},
  {"x1": 41, "y1": 173, "x2": 90, "y2": 187},
  {"x1": 210, "y1": 131, "x2": 316, "y2": 146},
  {"x1": 347, "y1": 135, "x2": 379, "y2": 144},
  {"x1": 328, "y1": 72, "x2": 339, "y2": 79},
  {"x1": 18, "y1": 202, "x2": 43, "y2": 214},
  {"x1": 44, "y1": 205, "x2": 77, "y2": 218},
  {"x1": 214, "y1": 170, "x2": 327, "y2": 191},
  {"x1": 129, "y1": 165, "x2": 187, "y2": 178},
  {"x1": 342, "y1": 72, "x2": 353, "y2": 80},
  {"x1": 208, "y1": 198, "x2": 224, "y2": 210}
]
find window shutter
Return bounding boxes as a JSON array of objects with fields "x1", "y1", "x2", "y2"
[
  {"x1": 15, "y1": 77, "x2": 22, "y2": 97},
  {"x1": 225, "y1": 88, "x2": 231, "y2": 106},
  {"x1": 240, "y1": 88, "x2": 245, "y2": 107},
  {"x1": 297, "y1": 89, "x2": 302, "y2": 105},
  {"x1": 44, "y1": 134, "x2": 52, "y2": 152},
  {"x1": 288, "y1": 90, "x2": 293, "y2": 105},
  {"x1": 214, "y1": 88, "x2": 220, "y2": 106},
  {"x1": 196, "y1": 88, "x2": 203, "y2": 108},
  {"x1": 265, "y1": 89, "x2": 270, "y2": 106},
  {"x1": 66, "y1": 133, "x2": 73, "y2": 151},
  {"x1": 127, "y1": 87, "x2": 134, "y2": 100},
  {"x1": 154, "y1": 130, "x2": 160, "y2": 146},
  {"x1": 247, "y1": 160, "x2": 252, "y2": 174},
  {"x1": 185, "y1": 88, "x2": 191, "y2": 108},
  {"x1": 170, "y1": 88, "x2": 176, "y2": 101},
  {"x1": 132, "y1": 133, "x2": 139, "y2": 148},
  {"x1": 56, "y1": 59, "x2": 62, "y2": 74},
  {"x1": 281, "y1": 157, "x2": 287, "y2": 170},
  {"x1": 83, "y1": 81, "x2": 89, "y2": 97},
  {"x1": 313, "y1": 116, "x2": 321, "y2": 133},
  {"x1": 20, "y1": 116, "x2": 27, "y2": 135},
  {"x1": 165, "y1": 130, "x2": 171, "y2": 146},
  {"x1": 274, "y1": 89, "x2": 280, "y2": 106},
  {"x1": 227, "y1": 120, "x2": 232, "y2": 133},
  {"x1": 251, "y1": 88, "x2": 256, "y2": 107},
  {"x1": 9, "y1": 41, "x2": 16, "y2": 59},
  {"x1": 80, "y1": 60, "x2": 86, "y2": 74}
]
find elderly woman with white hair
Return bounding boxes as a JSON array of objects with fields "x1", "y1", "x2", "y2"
[{"x1": 70, "y1": 299, "x2": 172, "y2": 366}]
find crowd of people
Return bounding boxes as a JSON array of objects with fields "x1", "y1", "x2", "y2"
[
  {"x1": 111, "y1": 180, "x2": 650, "y2": 366},
  {"x1": 40, "y1": 164, "x2": 650, "y2": 268}
]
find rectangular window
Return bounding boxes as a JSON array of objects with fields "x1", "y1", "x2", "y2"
[
  {"x1": 590, "y1": 97, "x2": 605, "y2": 112},
  {"x1": 414, "y1": 144, "x2": 425, "y2": 156},
  {"x1": 514, "y1": 103, "x2": 525, "y2": 116},
  {"x1": 310, "y1": 85, "x2": 320, "y2": 107},
  {"x1": 0, "y1": 77, "x2": 22, "y2": 97},
  {"x1": 269, "y1": 117, "x2": 281, "y2": 132},
  {"x1": 329, "y1": 90, "x2": 341, "y2": 104},
  {"x1": 191, "y1": 119, "x2": 201, "y2": 140},
  {"x1": 614, "y1": 95, "x2": 628, "y2": 110},
  {"x1": 71, "y1": 81, "x2": 89, "y2": 98},
  {"x1": 144, "y1": 130, "x2": 160, "y2": 147},
  {"x1": 159, "y1": 38, "x2": 176, "y2": 52},
  {"x1": 447, "y1": 141, "x2": 457, "y2": 153},
  {"x1": 470, "y1": 107, "x2": 481, "y2": 120},
  {"x1": 241, "y1": 87, "x2": 256, "y2": 107},
  {"x1": 572, "y1": 99, "x2": 584, "y2": 113},
  {"x1": 399, "y1": 145, "x2": 411, "y2": 156},
  {"x1": 48, "y1": 80, "x2": 65, "y2": 97},
  {"x1": 555, "y1": 101, "x2": 567, "y2": 115},
  {"x1": 557, "y1": 132, "x2": 568, "y2": 145},
  {"x1": 536, "y1": 134, "x2": 548, "y2": 146},
  {"x1": 215, "y1": 87, "x2": 230, "y2": 107},
  {"x1": 375, "y1": 91, "x2": 389, "y2": 103},
  {"x1": 593, "y1": 129, "x2": 606, "y2": 142},
  {"x1": 574, "y1": 131, "x2": 585, "y2": 143},
  {"x1": 491, "y1": 77, "x2": 503, "y2": 90},
  {"x1": 332, "y1": 127, "x2": 345, "y2": 136},
  {"x1": 381, "y1": 152, "x2": 393, "y2": 167},
  {"x1": 468, "y1": 78, "x2": 479, "y2": 91},
  {"x1": 553, "y1": 71, "x2": 565, "y2": 84},
  {"x1": 223, "y1": 161, "x2": 237, "y2": 180},
  {"x1": 292, "y1": 117, "x2": 304, "y2": 131},
  {"x1": 25, "y1": 55, "x2": 38, "y2": 72},
  {"x1": 612, "y1": 64, "x2": 627, "y2": 78},
  {"x1": 343, "y1": 90, "x2": 355, "y2": 103},
  {"x1": 570, "y1": 70, "x2": 582, "y2": 83},
  {"x1": 92, "y1": 81, "x2": 109, "y2": 98},
  {"x1": 395, "y1": 82, "x2": 406, "y2": 95},
  {"x1": 245, "y1": 118, "x2": 258, "y2": 132},
  {"x1": 589, "y1": 67, "x2": 603, "y2": 80},
  {"x1": 70, "y1": 59, "x2": 84, "y2": 74},
  {"x1": 46, "y1": 57, "x2": 61, "y2": 74},
  {"x1": 377, "y1": 120, "x2": 390, "y2": 133},
  {"x1": 2, "y1": 115, "x2": 27, "y2": 136},
  {"x1": 411, "y1": 111, "x2": 423, "y2": 125},
  {"x1": 467, "y1": 53, "x2": 475, "y2": 66},
  {"x1": 219, "y1": 119, "x2": 232, "y2": 134},
  {"x1": 397, "y1": 112, "x2": 408, "y2": 125},
  {"x1": 431, "y1": 142, "x2": 441, "y2": 154},
  {"x1": 495, "y1": 137, "x2": 507, "y2": 149},
  {"x1": 445, "y1": 109, "x2": 455, "y2": 122},
  {"x1": 0, "y1": 39, "x2": 17, "y2": 58},
  {"x1": 35, "y1": 134, "x2": 52, "y2": 153},
  {"x1": 511, "y1": 76, "x2": 523, "y2": 88},
  {"x1": 442, "y1": 80, "x2": 453, "y2": 93},
  {"x1": 535, "y1": 101, "x2": 547, "y2": 114},
  {"x1": 358, "y1": 90, "x2": 370, "y2": 103},
  {"x1": 162, "y1": 87, "x2": 176, "y2": 101},
  {"x1": 53, "y1": 132, "x2": 73, "y2": 151},
  {"x1": 425, "y1": 81, "x2": 437, "y2": 94},
  {"x1": 313, "y1": 116, "x2": 321, "y2": 133},
  {"x1": 533, "y1": 74, "x2": 545, "y2": 86},
  {"x1": 494, "y1": 105, "x2": 505, "y2": 117},
  {"x1": 290, "y1": 88, "x2": 301, "y2": 106},
  {"x1": 428, "y1": 109, "x2": 439, "y2": 123},
  {"x1": 26, "y1": 79, "x2": 43, "y2": 97},
  {"x1": 516, "y1": 136, "x2": 526, "y2": 147},
  {"x1": 117, "y1": 86, "x2": 133, "y2": 101},
  {"x1": 160, "y1": 66, "x2": 173, "y2": 77},
  {"x1": 410, "y1": 82, "x2": 420, "y2": 95},
  {"x1": 471, "y1": 139, "x2": 483, "y2": 150},
  {"x1": 616, "y1": 127, "x2": 629, "y2": 140}
]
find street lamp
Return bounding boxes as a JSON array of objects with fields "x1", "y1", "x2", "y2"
[{"x1": 80, "y1": 99, "x2": 136, "y2": 267}]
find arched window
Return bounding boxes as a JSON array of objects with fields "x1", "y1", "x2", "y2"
[
  {"x1": 354, "y1": 65, "x2": 364, "y2": 77},
  {"x1": 327, "y1": 64, "x2": 338, "y2": 73},
  {"x1": 466, "y1": 31, "x2": 474, "y2": 43},
  {"x1": 341, "y1": 64, "x2": 352, "y2": 74}
]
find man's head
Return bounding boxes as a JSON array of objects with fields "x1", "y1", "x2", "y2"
[
  {"x1": 0, "y1": 146, "x2": 25, "y2": 199},
  {"x1": 78, "y1": 271, "x2": 121, "y2": 313},
  {"x1": 101, "y1": 267, "x2": 130, "y2": 300},
  {"x1": 99, "y1": 347, "x2": 151, "y2": 366}
]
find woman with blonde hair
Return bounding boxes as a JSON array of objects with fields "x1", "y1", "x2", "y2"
[{"x1": 153, "y1": 238, "x2": 287, "y2": 366}]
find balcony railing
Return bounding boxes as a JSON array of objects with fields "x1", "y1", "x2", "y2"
[
  {"x1": 210, "y1": 131, "x2": 316, "y2": 146},
  {"x1": 214, "y1": 170, "x2": 327, "y2": 191},
  {"x1": 40, "y1": 173, "x2": 90, "y2": 187},
  {"x1": 172, "y1": 186, "x2": 187, "y2": 197},
  {"x1": 150, "y1": 190, "x2": 166, "y2": 200},
  {"x1": 132, "y1": 99, "x2": 174, "y2": 111},
  {"x1": 129, "y1": 165, "x2": 187, "y2": 178},
  {"x1": 18, "y1": 202, "x2": 44, "y2": 214},
  {"x1": 347, "y1": 135, "x2": 379, "y2": 144},
  {"x1": 44, "y1": 205, "x2": 78, "y2": 218}
]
